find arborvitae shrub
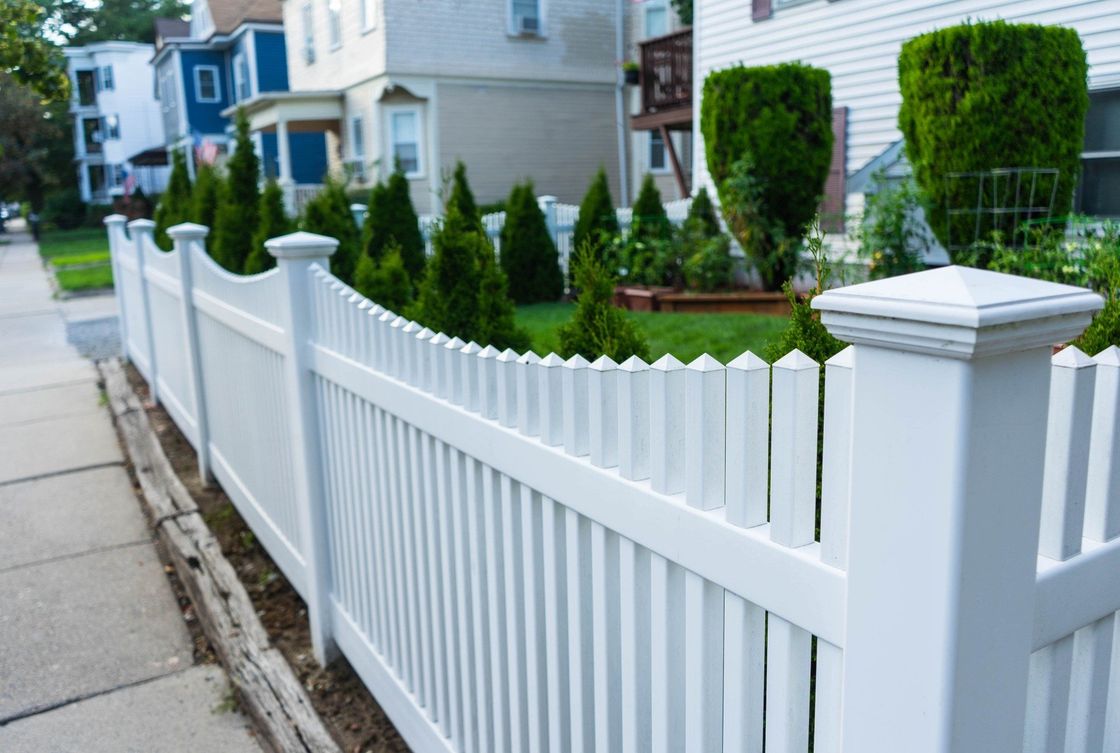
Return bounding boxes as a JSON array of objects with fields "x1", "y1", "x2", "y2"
[
  {"x1": 686, "y1": 187, "x2": 720, "y2": 238},
  {"x1": 300, "y1": 177, "x2": 360, "y2": 284},
  {"x1": 700, "y1": 63, "x2": 833, "y2": 289},
  {"x1": 244, "y1": 180, "x2": 292, "y2": 274},
  {"x1": 447, "y1": 161, "x2": 482, "y2": 230},
  {"x1": 499, "y1": 181, "x2": 563, "y2": 304},
  {"x1": 191, "y1": 162, "x2": 221, "y2": 247},
  {"x1": 153, "y1": 148, "x2": 192, "y2": 250},
  {"x1": 211, "y1": 110, "x2": 261, "y2": 271},
  {"x1": 476, "y1": 243, "x2": 531, "y2": 351},
  {"x1": 558, "y1": 245, "x2": 650, "y2": 362},
  {"x1": 573, "y1": 168, "x2": 619, "y2": 263},
  {"x1": 630, "y1": 174, "x2": 671, "y2": 243},
  {"x1": 361, "y1": 168, "x2": 425, "y2": 277},
  {"x1": 898, "y1": 21, "x2": 1089, "y2": 261},
  {"x1": 354, "y1": 241, "x2": 414, "y2": 313}
]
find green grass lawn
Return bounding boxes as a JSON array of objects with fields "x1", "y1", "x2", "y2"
[
  {"x1": 54, "y1": 265, "x2": 114, "y2": 291},
  {"x1": 38, "y1": 228, "x2": 113, "y2": 292},
  {"x1": 517, "y1": 302, "x2": 789, "y2": 364},
  {"x1": 38, "y1": 227, "x2": 109, "y2": 259}
]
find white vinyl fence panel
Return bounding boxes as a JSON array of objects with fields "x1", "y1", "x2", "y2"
[{"x1": 105, "y1": 212, "x2": 1120, "y2": 753}]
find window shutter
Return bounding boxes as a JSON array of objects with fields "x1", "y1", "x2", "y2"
[
  {"x1": 752, "y1": 0, "x2": 771, "y2": 21},
  {"x1": 819, "y1": 106, "x2": 847, "y2": 233}
]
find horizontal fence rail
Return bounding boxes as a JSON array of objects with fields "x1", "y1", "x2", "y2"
[{"x1": 104, "y1": 215, "x2": 1120, "y2": 753}]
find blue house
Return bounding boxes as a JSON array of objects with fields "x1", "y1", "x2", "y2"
[{"x1": 151, "y1": 1, "x2": 328, "y2": 187}]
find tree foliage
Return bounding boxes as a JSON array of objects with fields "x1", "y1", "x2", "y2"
[
  {"x1": 191, "y1": 162, "x2": 221, "y2": 243},
  {"x1": 446, "y1": 160, "x2": 482, "y2": 230},
  {"x1": 630, "y1": 173, "x2": 672, "y2": 243},
  {"x1": 558, "y1": 245, "x2": 650, "y2": 362},
  {"x1": 899, "y1": 21, "x2": 1088, "y2": 261},
  {"x1": 300, "y1": 177, "x2": 360, "y2": 283},
  {"x1": 37, "y1": 0, "x2": 188, "y2": 45},
  {"x1": 0, "y1": 73, "x2": 71, "y2": 208},
  {"x1": 244, "y1": 180, "x2": 291, "y2": 274},
  {"x1": 361, "y1": 168, "x2": 425, "y2": 277},
  {"x1": 686, "y1": 186, "x2": 720, "y2": 237},
  {"x1": 354, "y1": 241, "x2": 414, "y2": 312},
  {"x1": 211, "y1": 110, "x2": 260, "y2": 271},
  {"x1": 573, "y1": 167, "x2": 619, "y2": 264},
  {"x1": 153, "y1": 148, "x2": 192, "y2": 250},
  {"x1": 700, "y1": 63, "x2": 833, "y2": 289},
  {"x1": 1, "y1": 0, "x2": 69, "y2": 102},
  {"x1": 499, "y1": 181, "x2": 563, "y2": 304}
]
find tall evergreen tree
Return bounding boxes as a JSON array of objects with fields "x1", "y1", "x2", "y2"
[
  {"x1": 685, "y1": 186, "x2": 721, "y2": 237},
  {"x1": 191, "y1": 162, "x2": 221, "y2": 242},
  {"x1": 446, "y1": 160, "x2": 482, "y2": 230},
  {"x1": 354, "y1": 242, "x2": 413, "y2": 313},
  {"x1": 631, "y1": 173, "x2": 671, "y2": 242},
  {"x1": 361, "y1": 167, "x2": 425, "y2": 277},
  {"x1": 558, "y1": 245, "x2": 650, "y2": 362},
  {"x1": 211, "y1": 109, "x2": 260, "y2": 271},
  {"x1": 153, "y1": 148, "x2": 191, "y2": 250},
  {"x1": 499, "y1": 181, "x2": 563, "y2": 304},
  {"x1": 573, "y1": 167, "x2": 619, "y2": 262},
  {"x1": 300, "y1": 177, "x2": 360, "y2": 284},
  {"x1": 244, "y1": 180, "x2": 291, "y2": 274}
]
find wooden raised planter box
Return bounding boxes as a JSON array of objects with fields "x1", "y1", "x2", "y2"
[{"x1": 615, "y1": 286, "x2": 792, "y2": 316}]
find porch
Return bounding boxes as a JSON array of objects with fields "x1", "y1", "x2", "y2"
[{"x1": 631, "y1": 28, "x2": 693, "y2": 196}]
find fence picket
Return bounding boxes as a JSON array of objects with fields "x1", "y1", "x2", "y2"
[
  {"x1": 563, "y1": 355, "x2": 591, "y2": 457},
  {"x1": 725, "y1": 352, "x2": 769, "y2": 529},
  {"x1": 450, "y1": 448, "x2": 479, "y2": 753},
  {"x1": 650, "y1": 554, "x2": 685, "y2": 753},
  {"x1": 478, "y1": 345, "x2": 501, "y2": 420},
  {"x1": 445, "y1": 336, "x2": 465, "y2": 404},
  {"x1": 435, "y1": 439, "x2": 463, "y2": 744},
  {"x1": 566, "y1": 509, "x2": 594, "y2": 753},
  {"x1": 519, "y1": 486, "x2": 547, "y2": 752},
  {"x1": 722, "y1": 593, "x2": 765, "y2": 753},
  {"x1": 618, "y1": 356, "x2": 651, "y2": 482},
  {"x1": 589, "y1": 356, "x2": 619, "y2": 469},
  {"x1": 497, "y1": 349, "x2": 520, "y2": 428},
  {"x1": 650, "y1": 355, "x2": 686, "y2": 495},
  {"x1": 592, "y1": 523, "x2": 622, "y2": 752},
  {"x1": 1085, "y1": 346, "x2": 1120, "y2": 543},
  {"x1": 500, "y1": 475, "x2": 527, "y2": 752},
  {"x1": 416, "y1": 328, "x2": 435, "y2": 392},
  {"x1": 461, "y1": 342, "x2": 482, "y2": 412},
  {"x1": 541, "y1": 496, "x2": 572, "y2": 753},
  {"x1": 482, "y1": 469, "x2": 509, "y2": 752},
  {"x1": 539, "y1": 353, "x2": 565, "y2": 446},
  {"x1": 820, "y1": 347, "x2": 854, "y2": 569},
  {"x1": 516, "y1": 351, "x2": 541, "y2": 437},
  {"x1": 619, "y1": 537, "x2": 651, "y2": 753},
  {"x1": 420, "y1": 433, "x2": 449, "y2": 732},
  {"x1": 684, "y1": 572, "x2": 724, "y2": 752},
  {"x1": 1026, "y1": 636, "x2": 1075, "y2": 753},
  {"x1": 1066, "y1": 615, "x2": 1115, "y2": 752},
  {"x1": 770, "y1": 349, "x2": 819, "y2": 548},
  {"x1": 686, "y1": 355, "x2": 726, "y2": 511}
]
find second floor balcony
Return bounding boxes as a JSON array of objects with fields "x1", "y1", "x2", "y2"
[{"x1": 632, "y1": 28, "x2": 692, "y2": 131}]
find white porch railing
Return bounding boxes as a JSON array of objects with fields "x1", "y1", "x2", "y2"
[{"x1": 106, "y1": 212, "x2": 1120, "y2": 753}]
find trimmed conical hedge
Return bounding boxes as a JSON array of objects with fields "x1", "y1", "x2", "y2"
[
  {"x1": 558, "y1": 245, "x2": 649, "y2": 362},
  {"x1": 573, "y1": 167, "x2": 619, "y2": 263},
  {"x1": 361, "y1": 167, "x2": 425, "y2": 278},
  {"x1": 191, "y1": 162, "x2": 221, "y2": 249},
  {"x1": 211, "y1": 110, "x2": 261, "y2": 271},
  {"x1": 631, "y1": 174, "x2": 672, "y2": 243},
  {"x1": 244, "y1": 180, "x2": 292, "y2": 274},
  {"x1": 499, "y1": 181, "x2": 563, "y2": 304},
  {"x1": 153, "y1": 148, "x2": 192, "y2": 250},
  {"x1": 300, "y1": 177, "x2": 360, "y2": 284}
]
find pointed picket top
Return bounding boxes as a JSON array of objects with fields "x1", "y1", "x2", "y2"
[
  {"x1": 390, "y1": 315, "x2": 407, "y2": 329},
  {"x1": 727, "y1": 350, "x2": 768, "y2": 371},
  {"x1": 1093, "y1": 344, "x2": 1120, "y2": 366},
  {"x1": 565, "y1": 353, "x2": 590, "y2": 370},
  {"x1": 498, "y1": 348, "x2": 520, "y2": 363},
  {"x1": 104, "y1": 213, "x2": 128, "y2": 227},
  {"x1": 478, "y1": 344, "x2": 500, "y2": 359},
  {"x1": 402, "y1": 320, "x2": 421, "y2": 335},
  {"x1": 348, "y1": 292, "x2": 364, "y2": 306},
  {"x1": 687, "y1": 353, "x2": 724, "y2": 372},
  {"x1": 429, "y1": 332, "x2": 449, "y2": 347},
  {"x1": 368, "y1": 303, "x2": 385, "y2": 317},
  {"x1": 1052, "y1": 344, "x2": 1096, "y2": 369},
  {"x1": 540, "y1": 352, "x2": 566, "y2": 368},
  {"x1": 619, "y1": 355, "x2": 649, "y2": 372},
  {"x1": 590, "y1": 354, "x2": 618, "y2": 371},
  {"x1": 460, "y1": 340, "x2": 482, "y2": 356},
  {"x1": 517, "y1": 350, "x2": 541, "y2": 365},
  {"x1": 378, "y1": 309, "x2": 396, "y2": 324},
  {"x1": 826, "y1": 345, "x2": 854, "y2": 368},
  {"x1": 330, "y1": 279, "x2": 345, "y2": 293},
  {"x1": 651, "y1": 353, "x2": 685, "y2": 371},
  {"x1": 774, "y1": 348, "x2": 818, "y2": 372},
  {"x1": 357, "y1": 299, "x2": 372, "y2": 312},
  {"x1": 445, "y1": 335, "x2": 465, "y2": 351},
  {"x1": 416, "y1": 326, "x2": 435, "y2": 341}
]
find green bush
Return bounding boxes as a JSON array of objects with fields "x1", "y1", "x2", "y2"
[
  {"x1": 191, "y1": 163, "x2": 221, "y2": 246},
  {"x1": 476, "y1": 244, "x2": 531, "y2": 351},
  {"x1": 855, "y1": 173, "x2": 928, "y2": 279},
  {"x1": 447, "y1": 161, "x2": 482, "y2": 230},
  {"x1": 573, "y1": 167, "x2": 619, "y2": 264},
  {"x1": 43, "y1": 189, "x2": 87, "y2": 231},
  {"x1": 683, "y1": 235, "x2": 734, "y2": 291},
  {"x1": 701, "y1": 62, "x2": 833, "y2": 290},
  {"x1": 558, "y1": 245, "x2": 650, "y2": 362},
  {"x1": 361, "y1": 167, "x2": 425, "y2": 277},
  {"x1": 211, "y1": 110, "x2": 261, "y2": 271},
  {"x1": 354, "y1": 241, "x2": 414, "y2": 312},
  {"x1": 686, "y1": 187, "x2": 720, "y2": 238},
  {"x1": 631, "y1": 174, "x2": 672, "y2": 243},
  {"x1": 499, "y1": 181, "x2": 563, "y2": 304},
  {"x1": 153, "y1": 149, "x2": 192, "y2": 250},
  {"x1": 898, "y1": 20, "x2": 1089, "y2": 260},
  {"x1": 300, "y1": 177, "x2": 360, "y2": 284},
  {"x1": 244, "y1": 180, "x2": 292, "y2": 274}
]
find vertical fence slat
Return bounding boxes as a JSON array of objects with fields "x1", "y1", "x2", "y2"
[
  {"x1": 467, "y1": 459, "x2": 494, "y2": 753},
  {"x1": 541, "y1": 496, "x2": 572, "y2": 753},
  {"x1": 377, "y1": 309, "x2": 395, "y2": 372},
  {"x1": 650, "y1": 554, "x2": 685, "y2": 753},
  {"x1": 1065, "y1": 615, "x2": 1115, "y2": 753},
  {"x1": 1026, "y1": 636, "x2": 1075, "y2": 753},
  {"x1": 450, "y1": 449, "x2": 478, "y2": 753},
  {"x1": 371, "y1": 406, "x2": 398, "y2": 670},
  {"x1": 478, "y1": 345, "x2": 500, "y2": 420},
  {"x1": 1085, "y1": 346, "x2": 1120, "y2": 543},
  {"x1": 435, "y1": 440, "x2": 463, "y2": 745},
  {"x1": 684, "y1": 572, "x2": 724, "y2": 752},
  {"x1": 566, "y1": 509, "x2": 594, "y2": 753},
  {"x1": 462, "y1": 342, "x2": 482, "y2": 413},
  {"x1": 650, "y1": 355, "x2": 686, "y2": 495},
  {"x1": 420, "y1": 433, "x2": 449, "y2": 733},
  {"x1": 686, "y1": 354, "x2": 726, "y2": 511},
  {"x1": 408, "y1": 424, "x2": 434, "y2": 711},
  {"x1": 619, "y1": 537, "x2": 651, "y2": 753},
  {"x1": 520, "y1": 487, "x2": 547, "y2": 753},
  {"x1": 516, "y1": 351, "x2": 541, "y2": 437},
  {"x1": 725, "y1": 351, "x2": 769, "y2": 529},
  {"x1": 482, "y1": 468, "x2": 509, "y2": 752},
  {"x1": 820, "y1": 346, "x2": 854, "y2": 569},
  {"x1": 618, "y1": 356, "x2": 651, "y2": 482},
  {"x1": 722, "y1": 592, "x2": 765, "y2": 753},
  {"x1": 814, "y1": 639, "x2": 845, "y2": 753},
  {"x1": 770, "y1": 349, "x2": 819, "y2": 548},
  {"x1": 429, "y1": 333, "x2": 449, "y2": 395},
  {"x1": 766, "y1": 613, "x2": 812, "y2": 753},
  {"x1": 563, "y1": 355, "x2": 591, "y2": 457},
  {"x1": 1104, "y1": 613, "x2": 1120, "y2": 750},
  {"x1": 591, "y1": 522, "x2": 622, "y2": 752},
  {"x1": 415, "y1": 327, "x2": 435, "y2": 392},
  {"x1": 497, "y1": 348, "x2": 520, "y2": 428},
  {"x1": 589, "y1": 356, "x2": 619, "y2": 469},
  {"x1": 539, "y1": 353, "x2": 565, "y2": 447},
  {"x1": 1040, "y1": 346, "x2": 1096, "y2": 562},
  {"x1": 500, "y1": 475, "x2": 527, "y2": 752},
  {"x1": 444, "y1": 336, "x2": 465, "y2": 403}
]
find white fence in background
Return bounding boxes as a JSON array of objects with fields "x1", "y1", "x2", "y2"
[
  {"x1": 106, "y1": 213, "x2": 1120, "y2": 753},
  {"x1": 352, "y1": 196, "x2": 694, "y2": 279}
]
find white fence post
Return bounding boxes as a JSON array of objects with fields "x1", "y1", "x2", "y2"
[
  {"x1": 538, "y1": 195, "x2": 558, "y2": 245},
  {"x1": 167, "y1": 222, "x2": 213, "y2": 485},
  {"x1": 103, "y1": 214, "x2": 130, "y2": 362},
  {"x1": 127, "y1": 218, "x2": 160, "y2": 404},
  {"x1": 266, "y1": 230, "x2": 340, "y2": 665},
  {"x1": 814, "y1": 267, "x2": 1103, "y2": 753}
]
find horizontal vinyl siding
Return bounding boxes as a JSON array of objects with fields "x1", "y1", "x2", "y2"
[{"x1": 694, "y1": 0, "x2": 1120, "y2": 193}]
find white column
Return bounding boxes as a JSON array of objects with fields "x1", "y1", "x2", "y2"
[
  {"x1": 814, "y1": 266, "x2": 1102, "y2": 753},
  {"x1": 127, "y1": 218, "x2": 160, "y2": 405},
  {"x1": 276, "y1": 118, "x2": 294, "y2": 215},
  {"x1": 267, "y1": 230, "x2": 340, "y2": 664},
  {"x1": 103, "y1": 214, "x2": 130, "y2": 362}
]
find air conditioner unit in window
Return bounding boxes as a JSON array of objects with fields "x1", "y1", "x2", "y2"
[{"x1": 515, "y1": 15, "x2": 540, "y2": 35}]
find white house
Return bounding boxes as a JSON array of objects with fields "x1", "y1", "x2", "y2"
[
  {"x1": 64, "y1": 42, "x2": 169, "y2": 204},
  {"x1": 690, "y1": 0, "x2": 1120, "y2": 240}
]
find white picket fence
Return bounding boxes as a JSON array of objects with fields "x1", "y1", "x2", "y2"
[
  {"x1": 354, "y1": 196, "x2": 694, "y2": 279},
  {"x1": 105, "y1": 213, "x2": 1120, "y2": 753}
]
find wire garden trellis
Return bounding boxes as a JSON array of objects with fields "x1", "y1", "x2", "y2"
[{"x1": 943, "y1": 167, "x2": 1061, "y2": 253}]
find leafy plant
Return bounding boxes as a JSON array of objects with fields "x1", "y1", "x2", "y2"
[
  {"x1": 191, "y1": 162, "x2": 221, "y2": 246},
  {"x1": 683, "y1": 235, "x2": 734, "y2": 291},
  {"x1": 300, "y1": 177, "x2": 360, "y2": 284},
  {"x1": 211, "y1": 110, "x2": 261, "y2": 271},
  {"x1": 558, "y1": 245, "x2": 650, "y2": 362},
  {"x1": 500, "y1": 181, "x2": 563, "y2": 304},
  {"x1": 685, "y1": 186, "x2": 720, "y2": 238},
  {"x1": 701, "y1": 63, "x2": 833, "y2": 290},
  {"x1": 631, "y1": 174, "x2": 672, "y2": 243},
  {"x1": 446, "y1": 160, "x2": 482, "y2": 230},
  {"x1": 855, "y1": 173, "x2": 928, "y2": 279},
  {"x1": 244, "y1": 180, "x2": 291, "y2": 274},
  {"x1": 361, "y1": 167, "x2": 425, "y2": 278},
  {"x1": 153, "y1": 148, "x2": 191, "y2": 250},
  {"x1": 354, "y1": 241, "x2": 414, "y2": 312},
  {"x1": 573, "y1": 167, "x2": 619, "y2": 265}
]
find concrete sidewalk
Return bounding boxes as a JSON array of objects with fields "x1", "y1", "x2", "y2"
[{"x1": 0, "y1": 228, "x2": 262, "y2": 752}]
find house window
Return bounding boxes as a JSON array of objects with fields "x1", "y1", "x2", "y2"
[
  {"x1": 98, "y1": 65, "x2": 114, "y2": 91},
  {"x1": 82, "y1": 118, "x2": 103, "y2": 153},
  {"x1": 348, "y1": 115, "x2": 366, "y2": 181},
  {"x1": 88, "y1": 164, "x2": 108, "y2": 195},
  {"x1": 388, "y1": 108, "x2": 422, "y2": 177},
  {"x1": 302, "y1": 3, "x2": 316, "y2": 64},
  {"x1": 1077, "y1": 89, "x2": 1120, "y2": 218},
  {"x1": 194, "y1": 65, "x2": 221, "y2": 103},
  {"x1": 645, "y1": 1, "x2": 668, "y2": 38},
  {"x1": 327, "y1": 0, "x2": 342, "y2": 49},
  {"x1": 100, "y1": 115, "x2": 120, "y2": 140},
  {"x1": 649, "y1": 130, "x2": 667, "y2": 171},
  {"x1": 359, "y1": 0, "x2": 374, "y2": 31},
  {"x1": 76, "y1": 70, "x2": 96, "y2": 105},
  {"x1": 510, "y1": 0, "x2": 542, "y2": 36},
  {"x1": 233, "y1": 53, "x2": 251, "y2": 101}
]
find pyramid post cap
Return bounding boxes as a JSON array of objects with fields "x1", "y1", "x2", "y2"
[
  {"x1": 687, "y1": 353, "x2": 725, "y2": 372},
  {"x1": 619, "y1": 355, "x2": 650, "y2": 372},
  {"x1": 416, "y1": 327, "x2": 435, "y2": 339},
  {"x1": 728, "y1": 350, "x2": 769, "y2": 371},
  {"x1": 774, "y1": 349, "x2": 819, "y2": 371},
  {"x1": 126, "y1": 218, "x2": 156, "y2": 231},
  {"x1": 1052, "y1": 345, "x2": 1096, "y2": 369},
  {"x1": 478, "y1": 344, "x2": 500, "y2": 358},
  {"x1": 1093, "y1": 345, "x2": 1120, "y2": 367},
  {"x1": 650, "y1": 353, "x2": 685, "y2": 371},
  {"x1": 564, "y1": 353, "x2": 590, "y2": 369},
  {"x1": 429, "y1": 332, "x2": 450, "y2": 345},
  {"x1": 167, "y1": 222, "x2": 209, "y2": 239},
  {"x1": 103, "y1": 214, "x2": 128, "y2": 225},
  {"x1": 539, "y1": 352, "x2": 566, "y2": 367},
  {"x1": 517, "y1": 350, "x2": 541, "y2": 365},
  {"x1": 590, "y1": 355, "x2": 618, "y2": 370},
  {"x1": 460, "y1": 341, "x2": 482, "y2": 354},
  {"x1": 265, "y1": 231, "x2": 339, "y2": 259},
  {"x1": 825, "y1": 345, "x2": 855, "y2": 368},
  {"x1": 497, "y1": 348, "x2": 520, "y2": 362},
  {"x1": 445, "y1": 336, "x2": 465, "y2": 349}
]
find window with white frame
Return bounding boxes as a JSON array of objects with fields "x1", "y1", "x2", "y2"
[
  {"x1": 1077, "y1": 88, "x2": 1120, "y2": 218},
  {"x1": 327, "y1": 0, "x2": 342, "y2": 49},
  {"x1": 98, "y1": 65, "x2": 114, "y2": 91},
  {"x1": 649, "y1": 130, "x2": 667, "y2": 171},
  {"x1": 644, "y1": 0, "x2": 668, "y2": 38},
  {"x1": 194, "y1": 65, "x2": 221, "y2": 103},
  {"x1": 359, "y1": 0, "x2": 375, "y2": 31},
  {"x1": 510, "y1": 0, "x2": 542, "y2": 36},
  {"x1": 302, "y1": 3, "x2": 316, "y2": 64},
  {"x1": 233, "y1": 53, "x2": 251, "y2": 101},
  {"x1": 348, "y1": 115, "x2": 366, "y2": 181},
  {"x1": 388, "y1": 108, "x2": 422, "y2": 177},
  {"x1": 100, "y1": 114, "x2": 120, "y2": 140}
]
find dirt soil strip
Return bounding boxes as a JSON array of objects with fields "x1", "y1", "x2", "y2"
[{"x1": 99, "y1": 358, "x2": 341, "y2": 753}]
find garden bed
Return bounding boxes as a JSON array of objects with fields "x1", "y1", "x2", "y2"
[{"x1": 614, "y1": 286, "x2": 793, "y2": 316}]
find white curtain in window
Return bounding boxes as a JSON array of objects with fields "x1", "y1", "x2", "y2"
[{"x1": 391, "y1": 111, "x2": 420, "y2": 174}]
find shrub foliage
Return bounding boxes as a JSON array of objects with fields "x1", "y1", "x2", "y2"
[
  {"x1": 361, "y1": 168, "x2": 425, "y2": 277},
  {"x1": 153, "y1": 148, "x2": 192, "y2": 250},
  {"x1": 573, "y1": 167, "x2": 619, "y2": 263},
  {"x1": 898, "y1": 20, "x2": 1089, "y2": 260},
  {"x1": 558, "y1": 245, "x2": 650, "y2": 362},
  {"x1": 355, "y1": 241, "x2": 414, "y2": 313},
  {"x1": 630, "y1": 174, "x2": 672, "y2": 243},
  {"x1": 191, "y1": 162, "x2": 221, "y2": 248},
  {"x1": 499, "y1": 181, "x2": 563, "y2": 304},
  {"x1": 300, "y1": 177, "x2": 360, "y2": 284},
  {"x1": 700, "y1": 63, "x2": 833, "y2": 290},
  {"x1": 244, "y1": 180, "x2": 292, "y2": 274},
  {"x1": 211, "y1": 110, "x2": 261, "y2": 271}
]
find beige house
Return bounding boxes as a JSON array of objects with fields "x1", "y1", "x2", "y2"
[{"x1": 234, "y1": 0, "x2": 665, "y2": 214}]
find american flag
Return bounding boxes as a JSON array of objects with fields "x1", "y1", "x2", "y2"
[
  {"x1": 195, "y1": 138, "x2": 219, "y2": 166},
  {"x1": 122, "y1": 171, "x2": 137, "y2": 197}
]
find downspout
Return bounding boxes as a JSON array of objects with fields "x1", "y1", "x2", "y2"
[{"x1": 615, "y1": 0, "x2": 630, "y2": 206}]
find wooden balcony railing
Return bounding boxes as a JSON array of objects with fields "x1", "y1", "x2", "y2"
[{"x1": 636, "y1": 28, "x2": 692, "y2": 127}]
